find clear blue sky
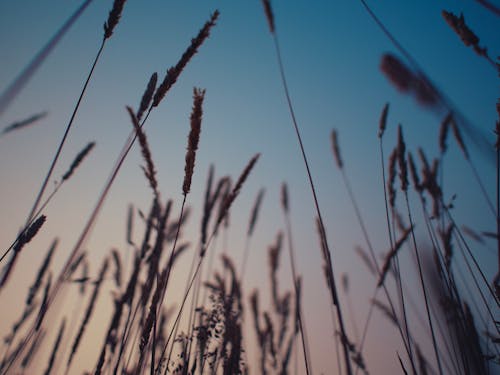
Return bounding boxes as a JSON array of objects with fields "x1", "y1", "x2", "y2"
[{"x1": 0, "y1": 1, "x2": 498, "y2": 374}]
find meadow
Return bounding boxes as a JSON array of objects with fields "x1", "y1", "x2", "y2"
[{"x1": 0, "y1": 0, "x2": 499, "y2": 374}]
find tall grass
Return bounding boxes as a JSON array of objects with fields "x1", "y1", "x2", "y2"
[{"x1": 0, "y1": 1, "x2": 498, "y2": 374}]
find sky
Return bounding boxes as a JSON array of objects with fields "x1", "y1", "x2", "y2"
[{"x1": 0, "y1": 0, "x2": 499, "y2": 374}]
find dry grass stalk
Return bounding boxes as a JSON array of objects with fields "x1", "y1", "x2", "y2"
[
  {"x1": 442, "y1": 11, "x2": 488, "y2": 57},
  {"x1": 417, "y1": 148, "x2": 442, "y2": 216},
  {"x1": 80, "y1": 260, "x2": 88, "y2": 296},
  {"x1": 111, "y1": 249, "x2": 122, "y2": 288},
  {"x1": 4, "y1": 303, "x2": 37, "y2": 345},
  {"x1": 387, "y1": 148, "x2": 398, "y2": 207},
  {"x1": 331, "y1": 129, "x2": 343, "y2": 169},
  {"x1": 136, "y1": 72, "x2": 158, "y2": 122},
  {"x1": 0, "y1": 340, "x2": 24, "y2": 373},
  {"x1": 62, "y1": 142, "x2": 95, "y2": 181},
  {"x1": 482, "y1": 231, "x2": 498, "y2": 240},
  {"x1": 0, "y1": 215, "x2": 47, "y2": 289},
  {"x1": 126, "y1": 204, "x2": 134, "y2": 246},
  {"x1": 68, "y1": 251, "x2": 86, "y2": 277},
  {"x1": 19, "y1": 1, "x2": 110, "y2": 270},
  {"x1": 378, "y1": 103, "x2": 389, "y2": 138},
  {"x1": 449, "y1": 116, "x2": 470, "y2": 160},
  {"x1": 183, "y1": 88, "x2": 206, "y2": 196},
  {"x1": 1, "y1": 111, "x2": 47, "y2": 136},
  {"x1": 378, "y1": 227, "x2": 412, "y2": 287},
  {"x1": 248, "y1": 188, "x2": 265, "y2": 237},
  {"x1": 261, "y1": 0, "x2": 275, "y2": 33},
  {"x1": 372, "y1": 299, "x2": 398, "y2": 326},
  {"x1": 67, "y1": 258, "x2": 109, "y2": 367},
  {"x1": 341, "y1": 273, "x2": 349, "y2": 294},
  {"x1": 201, "y1": 165, "x2": 215, "y2": 241},
  {"x1": 354, "y1": 245, "x2": 376, "y2": 275},
  {"x1": 440, "y1": 224, "x2": 454, "y2": 270},
  {"x1": 16, "y1": 215, "x2": 46, "y2": 253},
  {"x1": 439, "y1": 112, "x2": 452, "y2": 154},
  {"x1": 416, "y1": 345, "x2": 429, "y2": 375},
  {"x1": 104, "y1": 0, "x2": 127, "y2": 39},
  {"x1": 126, "y1": 106, "x2": 160, "y2": 201},
  {"x1": 137, "y1": 268, "x2": 168, "y2": 373},
  {"x1": 35, "y1": 272, "x2": 52, "y2": 331},
  {"x1": 26, "y1": 239, "x2": 57, "y2": 306},
  {"x1": 140, "y1": 201, "x2": 170, "y2": 310},
  {"x1": 138, "y1": 200, "x2": 160, "y2": 259},
  {"x1": 94, "y1": 288, "x2": 127, "y2": 375},
  {"x1": 213, "y1": 177, "x2": 232, "y2": 235},
  {"x1": 44, "y1": 318, "x2": 65, "y2": 375},
  {"x1": 316, "y1": 218, "x2": 333, "y2": 293},
  {"x1": 216, "y1": 154, "x2": 260, "y2": 231},
  {"x1": 249, "y1": 290, "x2": 267, "y2": 373},
  {"x1": 280, "y1": 182, "x2": 289, "y2": 214},
  {"x1": 380, "y1": 54, "x2": 413, "y2": 92},
  {"x1": 21, "y1": 330, "x2": 45, "y2": 369},
  {"x1": 152, "y1": 11, "x2": 219, "y2": 108},
  {"x1": 380, "y1": 54, "x2": 439, "y2": 108},
  {"x1": 461, "y1": 225, "x2": 485, "y2": 244},
  {"x1": 268, "y1": 232, "x2": 283, "y2": 312},
  {"x1": 397, "y1": 125, "x2": 408, "y2": 192},
  {"x1": 407, "y1": 152, "x2": 422, "y2": 193},
  {"x1": 124, "y1": 254, "x2": 141, "y2": 308},
  {"x1": 462, "y1": 302, "x2": 487, "y2": 373}
]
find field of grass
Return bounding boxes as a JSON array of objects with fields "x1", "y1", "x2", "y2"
[{"x1": 0, "y1": 1, "x2": 499, "y2": 374}]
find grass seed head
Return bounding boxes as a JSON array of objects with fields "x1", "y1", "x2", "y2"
[
  {"x1": 183, "y1": 88, "x2": 205, "y2": 196},
  {"x1": 104, "y1": 0, "x2": 127, "y2": 39},
  {"x1": 378, "y1": 103, "x2": 389, "y2": 138},
  {"x1": 261, "y1": 0, "x2": 275, "y2": 34}
]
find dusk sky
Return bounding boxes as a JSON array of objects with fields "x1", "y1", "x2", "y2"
[{"x1": 0, "y1": 1, "x2": 498, "y2": 374}]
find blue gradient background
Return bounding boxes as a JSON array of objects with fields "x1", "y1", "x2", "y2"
[{"x1": 0, "y1": 0, "x2": 498, "y2": 374}]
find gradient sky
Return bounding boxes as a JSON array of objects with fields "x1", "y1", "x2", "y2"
[{"x1": 0, "y1": 1, "x2": 499, "y2": 374}]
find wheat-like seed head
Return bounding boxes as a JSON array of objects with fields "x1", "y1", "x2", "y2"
[
  {"x1": 378, "y1": 103, "x2": 389, "y2": 138},
  {"x1": 397, "y1": 125, "x2": 408, "y2": 192},
  {"x1": 136, "y1": 72, "x2": 157, "y2": 122},
  {"x1": 407, "y1": 152, "x2": 422, "y2": 193},
  {"x1": 183, "y1": 88, "x2": 205, "y2": 196},
  {"x1": 126, "y1": 106, "x2": 160, "y2": 200},
  {"x1": 381, "y1": 54, "x2": 439, "y2": 108},
  {"x1": 331, "y1": 129, "x2": 343, "y2": 169},
  {"x1": 62, "y1": 142, "x2": 95, "y2": 181},
  {"x1": 248, "y1": 188, "x2": 265, "y2": 237},
  {"x1": 280, "y1": 182, "x2": 289, "y2": 213},
  {"x1": 1, "y1": 111, "x2": 47, "y2": 136},
  {"x1": 261, "y1": 0, "x2": 275, "y2": 34},
  {"x1": 442, "y1": 10, "x2": 486, "y2": 56},
  {"x1": 387, "y1": 148, "x2": 398, "y2": 207},
  {"x1": 152, "y1": 11, "x2": 219, "y2": 108},
  {"x1": 216, "y1": 154, "x2": 260, "y2": 229},
  {"x1": 104, "y1": 0, "x2": 127, "y2": 39}
]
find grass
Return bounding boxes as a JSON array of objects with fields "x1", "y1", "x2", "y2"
[{"x1": 0, "y1": 1, "x2": 498, "y2": 374}]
